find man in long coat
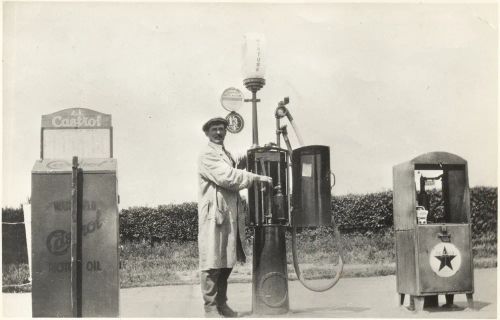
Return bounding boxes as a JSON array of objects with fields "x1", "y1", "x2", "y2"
[{"x1": 198, "y1": 117, "x2": 271, "y2": 317}]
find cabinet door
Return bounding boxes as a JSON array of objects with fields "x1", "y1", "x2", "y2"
[
  {"x1": 416, "y1": 225, "x2": 473, "y2": 293},
  {"x1": 32, "y1": 173, "x2": 73, "y2": 317},
  {"x1": 81, "y1": 173, "x2": 119, "y2": 317}
]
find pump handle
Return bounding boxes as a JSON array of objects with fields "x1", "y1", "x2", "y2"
[{"x1": 330, "y1": 172, "x2": 336, "y2": 189}]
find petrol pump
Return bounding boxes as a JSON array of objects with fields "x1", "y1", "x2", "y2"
[{"x1": 221, "y1": 33, "x2": 344, "y2": 315}]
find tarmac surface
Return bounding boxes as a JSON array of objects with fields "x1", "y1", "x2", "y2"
[{"x1": 3, "y1": 268, "x2": 496, "y2": 318}]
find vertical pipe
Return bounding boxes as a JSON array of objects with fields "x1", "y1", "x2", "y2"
[
  {"x1": 267, "y1": 161, "x2": 272, "y2": 220},
  {"x1": 252, "y1": 91, "x2": 259, "y2": 148},
  {"x1": 110, "y1": 127, "x2": 114, "y2": 158},
  {"x1": 71, "y1": 157, "x2": 81, "y2": 317},
  {"x1": 276, "y1": 118, "x2": 280, "y2": 147},
  {"x1": 40, "y1": 128, "x2": 44, "y2": 159},
  {"x1": 277, "y1": 154, "x2": 282, "y2": 198},
  {"x1": 261, "y1": 182, "x2": 265, "y2": 222},
  {"x1": 253, "y1": 157, "x2": 260, "y2": 225}
]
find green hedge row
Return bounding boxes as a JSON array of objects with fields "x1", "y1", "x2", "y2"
[
  {"x1": 331, "y1": 187, "x2": 497, "y2": 235},
  {"x1": 120, "y1": 203, "x2": 198, "y2": 243},
  {"x1": 2, "y1": 207, "x2": 28, "y2": 264},
  {"x1": 3, "y1": 187, "x2": 497, "y2": 246},
  {"x1": 117, "y1": 187, "x2": 496, "y2": 242},
  {"x1": 470, "y1": 187, "x2": 498, "y2": 235}
]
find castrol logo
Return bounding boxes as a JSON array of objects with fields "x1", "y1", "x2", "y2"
[
  {"x1": 46, "y1": 230, "x2": 70, "y2": 256},
  {"x1": 51, "y1": 115, "x2": 102, "y2": 127}
]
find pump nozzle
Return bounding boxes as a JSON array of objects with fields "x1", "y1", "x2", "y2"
[
  {"x1": 274, "y1": 98, "x2": 304, "y2": 146},
  {"x1": 275, "y1": 103, "x2": 288, "y2": 119}
]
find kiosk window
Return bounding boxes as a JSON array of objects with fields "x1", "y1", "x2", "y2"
[
  {"x1": 414, "y1": 165, "x2": 468, "y2": 224},
  {"x1": 414, "y1": 170, "x2": 444, "y2": 224}
]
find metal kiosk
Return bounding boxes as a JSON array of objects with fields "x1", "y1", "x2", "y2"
[
  {"x1": 392, "y1": 151, "x2": 474, "y2": 312},
  {"x1": 31, "y1": 108, "x2": 119, "y2": 317}
]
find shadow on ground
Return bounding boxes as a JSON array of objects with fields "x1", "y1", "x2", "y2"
[
  {"x1": 405, "y1": 301, "x2": 491, "y2": 314},
  {"x1": 239, "y1": 306, "x2": 370, "y2": 318},
  {"x1": 420, "y1": 301, "x2": 490, "y2": 313}
]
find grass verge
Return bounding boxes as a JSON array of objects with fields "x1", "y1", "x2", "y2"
[{"x1": 3, "y1": 231, "x2": 497, "y2": 292}]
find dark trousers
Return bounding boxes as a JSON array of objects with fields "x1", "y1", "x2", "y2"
[{"x1": 201, "y1": 268, "x2": 232, "y2": 311}]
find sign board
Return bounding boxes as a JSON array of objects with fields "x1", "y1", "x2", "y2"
[
  {"x1": 220, "y1": 88, "x2": 244, "y2": 112},
  {"x1": 425, "y1": 179, "x2": 436, "y2": 186},
  {"x1": 31, "y1": 159, "x2": 119, "y2": 317},
  {"x1": 225, "y1": 111, "x2": 244, "y2": 134},
  {"x1": 41, "y1": 108, "x2": 112, "y2": 159}
]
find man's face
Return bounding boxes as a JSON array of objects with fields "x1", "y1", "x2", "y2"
[{"x1": 206, "y1": 123, "x2": 226, "y2": 145}]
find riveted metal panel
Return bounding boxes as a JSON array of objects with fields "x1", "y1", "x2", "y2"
[
  {"x1": 416, "y1": 224, "x2": 473, "y2": 294},
  {"x1": 31, "y1": 164, "x2": 119, "y2": 317},
  {"x1": 393, "y1": 161, "x2": 416, "y2": 231},
  {"x1": 31, "y1": 172, "x2": 73, "y2": 317},
  {"x1": 291, "y1": 145, "x2": 332, "y2": 227},
  {"x1": 81, "y1": 172, "x2": 119, "y2": 317},
  {"x1": 395, "y1": 230, "x2": 417, "y2": 294}
]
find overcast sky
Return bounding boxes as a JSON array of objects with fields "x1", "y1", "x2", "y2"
[{"x1": 3, "y1": 2, "x2": 497, "y2": 208}]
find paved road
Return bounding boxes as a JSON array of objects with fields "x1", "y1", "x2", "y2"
[{"x1": 3, "y1": 268, "x2": 496, "y2": 318}]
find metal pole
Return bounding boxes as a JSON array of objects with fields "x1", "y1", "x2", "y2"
[
  {"x1": 252, "y1": 91, "x2": 259, "y2": 148},
  {"x1": 244, "y1": 77, "x2": 265, "y2": 149}
]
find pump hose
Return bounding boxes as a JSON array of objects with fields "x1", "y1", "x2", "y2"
[
  {"x1": 291, "y1": 224, "x2": 344, "y2": 292},
  {"x1": 283, "y1": 106, "x2": 344, "y2": 291}
]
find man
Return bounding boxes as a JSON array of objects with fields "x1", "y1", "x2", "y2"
[{"x1": 198, "y1": 117, "x2": 272, "y2": 318}]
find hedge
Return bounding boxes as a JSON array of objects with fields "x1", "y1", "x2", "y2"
[
  {"x1": 2, "y1": 207, "x2": 28, "y2": 264},
  {"x1": 118, "y1": 187, "x2": 497, "y2": 242},
  {"x1": 120, "y1": 203, "x2": 198, "y2": 243},
  {"x1": 2, "y1": 187, "x2": 497, "y2": 250}
]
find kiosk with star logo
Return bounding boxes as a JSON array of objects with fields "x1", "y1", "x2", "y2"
[{"x1": 392, "y1": 152, "x2": 474, "y2": 312}]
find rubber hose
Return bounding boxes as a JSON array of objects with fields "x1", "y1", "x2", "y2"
[{"x1": 291, "y1": 225, "x2": 344, "y2": 292}]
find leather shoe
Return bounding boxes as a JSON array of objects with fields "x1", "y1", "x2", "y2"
[
  {"x1": 204, "y1": 307, "x2": 223, "y2": 318},
  {"x1": 217, "y1": 304, "x2": 238, "y2": 318}
]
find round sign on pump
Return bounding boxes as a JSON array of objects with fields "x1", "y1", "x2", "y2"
[
  {"x1": 220, "y1": 87, "x2": 244, "y2": 112},
  {"x1": 225, "y1": 112, "x2": 244, "y2": 134}
]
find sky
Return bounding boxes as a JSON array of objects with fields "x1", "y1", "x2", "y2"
[{"x1": 2, "y1": 2, "x2": 498, "y2": 209}]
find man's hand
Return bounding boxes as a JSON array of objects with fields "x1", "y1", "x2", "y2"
[{"x1": 258, "y1": 176, "x2": 273, "y2": 185}]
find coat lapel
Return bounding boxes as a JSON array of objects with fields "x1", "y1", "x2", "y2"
[{"x1": 208, "y1": 143, "x2": 235, "y2": 167}]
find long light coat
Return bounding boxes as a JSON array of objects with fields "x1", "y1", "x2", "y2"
[{"x1": 198, "y1": 142, "x2": 259, "y2": 270}]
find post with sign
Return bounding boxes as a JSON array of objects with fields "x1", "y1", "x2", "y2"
[
  {"x1": 221, "y1": 87, "x2": 245, "y2": 134},
  {"x1": 31, "y1": 108, "x2": 119, "y2": 317}
]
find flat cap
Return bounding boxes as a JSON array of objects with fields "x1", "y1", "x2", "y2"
[{"x1": 202, "y1": 117, "x2": 228, "y2": 132}]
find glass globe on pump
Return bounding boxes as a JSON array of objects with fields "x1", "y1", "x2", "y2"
[{"x1": 242, "y1": 33, "x2": 266, "y2": 148}]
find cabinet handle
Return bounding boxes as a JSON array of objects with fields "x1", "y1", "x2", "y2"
[{"x1": 438, "y1": 226, "x2": 451, "y2": 242}]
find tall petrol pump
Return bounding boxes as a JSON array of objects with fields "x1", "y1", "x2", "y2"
[
  {"x1": 244, "y1": 97, "x2": 343, "y2": 315},
  {"x1": 231, "y1": 33, "x2": 344, "y2": 316}
]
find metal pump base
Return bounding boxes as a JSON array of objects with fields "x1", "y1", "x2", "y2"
[{"x1": 252, "y1": 226, "x2": 289, "y2": 315}]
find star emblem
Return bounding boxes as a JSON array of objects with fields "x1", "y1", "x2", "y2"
[{"x1": 434, "y1": 246, "x2": 456, "y2": 271}]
